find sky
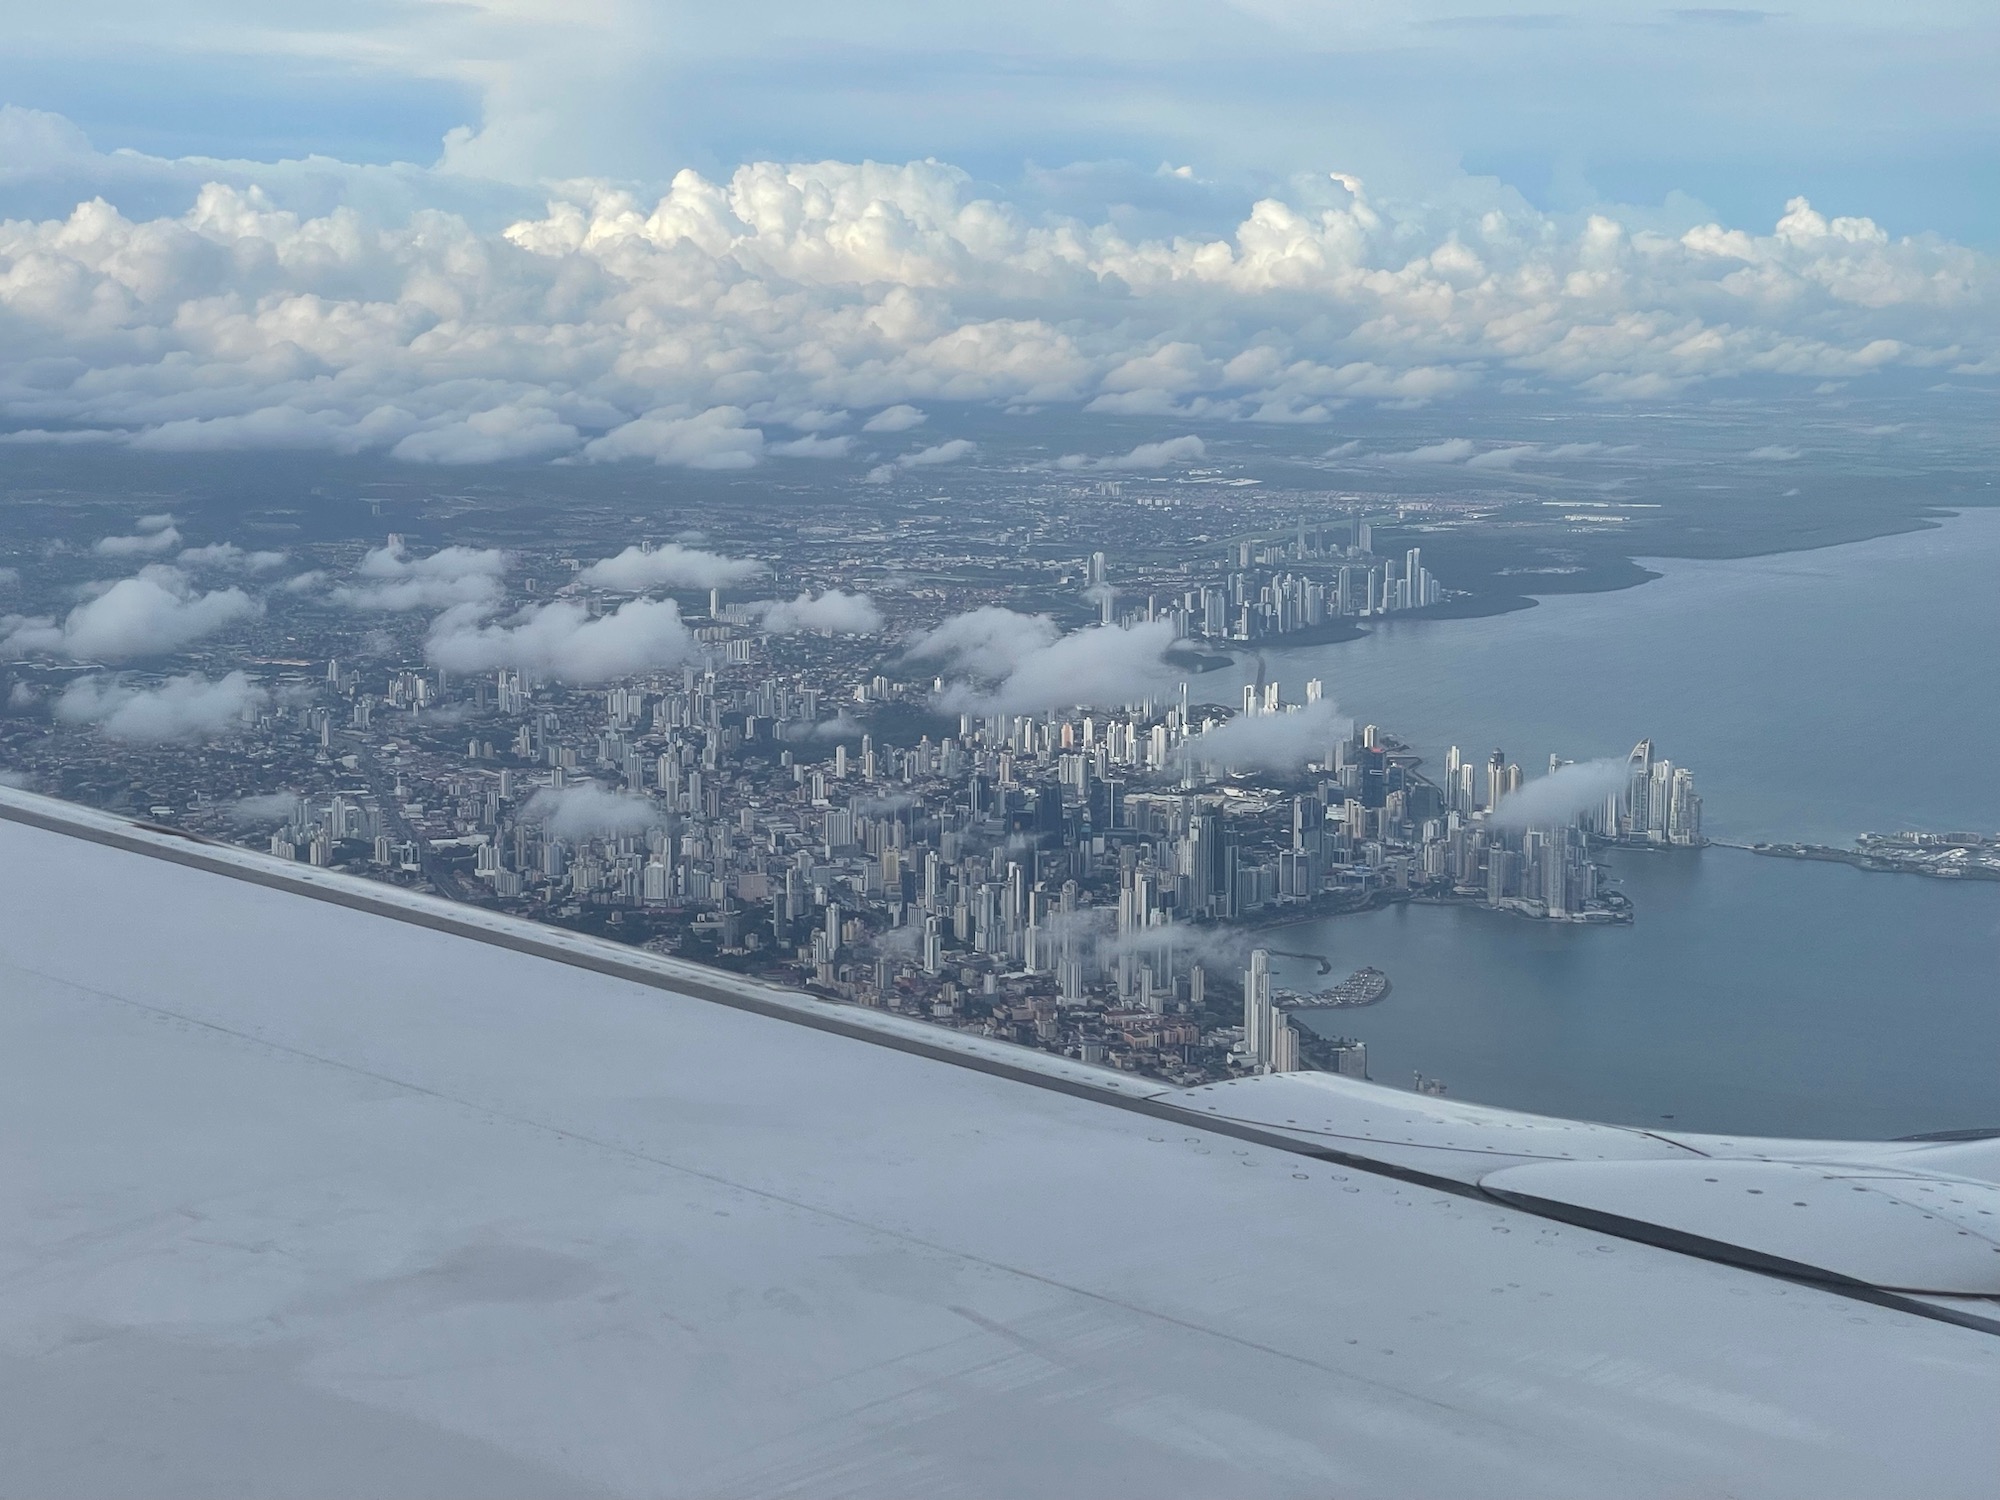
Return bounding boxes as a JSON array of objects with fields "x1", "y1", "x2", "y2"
[{"x1": 0, "y1": 0, "x2": 1993, "y2": 467}]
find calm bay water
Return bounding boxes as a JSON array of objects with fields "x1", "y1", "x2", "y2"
[{"x1": 1254, "y1": 508, "x2": 2000, "y2": 1138}]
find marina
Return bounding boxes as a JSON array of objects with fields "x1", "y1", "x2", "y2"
[{"x1": 1277, "y1": 966, "x2": 1391, "y2": 1012}]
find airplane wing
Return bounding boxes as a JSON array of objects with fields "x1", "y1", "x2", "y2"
[{"x1": 3, "y1": 786, "x2": 1997, "y2": 1497}]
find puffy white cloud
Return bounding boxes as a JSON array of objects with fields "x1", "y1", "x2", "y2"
[
  {"x1": 1491, "y1": 757, "x2": 1633, "y2": 830},
  {"x1": 897, "y1": 438, "x2": 977, "y2": 468},
  {"x1": 935, "y1": 619, "x2": 1182, "y2": 715},
  {"x1": 390, "y1": 404, "x2": 580, "y2": 464},
  {"x1": 1462, "y1": 444, "x2": 1536, "y2": 470},
  {"x1": 1177, "y1": 699, "x2": 1350, "y2": 773},
  {"x1": 178, "y1": 542, "x2": 288, "y2": 572},
  {"x1": 95, "y1": 526, "x2": 182, "y2": 557},
  {"x1": 227, "y1": 791, "x2": 302, "y2": 824},
  {"x1": 807, "y1": 713, "x2": 866, "y2": 741},
  {"x1": 582, "y1": 408, "x2": 764, "y2": 469},
  {"x1": 867, "y1": 435, "x2": 979, "y2": 483},
  {"x1": 3, "y1": 568, "x2": 259, "y2": 661},
  {"x1": 752, "y1": 590, "x2": 884, "y2": 635},
  {"x1": 861, "y1": 405, "x2": 927, "y2": 432},
  {"x1": 1383, "y1": 438, "x2": 1477, "y2": 464},
  {"x1": 1463, "y1": 440, "x2": 1626, "y2": 470},
  {"x1": 523, "y1": 782, "x2": 665, "y2": 840},
  {"x1": 332, "y1": 540, "x2": 508, "y2": 611},
  {"x1": 576, "y1": 543, "x2": 764, "y2": 592},
  {"x1": 786, "y1": 409, "x2": 848, "y2": 432},
  {"x1": 1058, "y1": 435, "x2": 1206, "y2": 470},
  {"x1": 0, "y1": 150, "x2": 1992, "y2": 465},
  {"x1": 129, "y1": 408, "x2": 383, "y2": 454},
  {"x1": 766, "y1": 433, "x2": 852, "y2": 458},
  {"x1": 362, "y1": 541, "x2": 508, "y2": 581},
  {"x1": 55, "y1": 669, "x2": 268, "y2": 741},
  {"x1": 0, "y1": 429, "x2": 118, "y2": 446},
  {"x1": 426, "y1": 596, "x2": 700, "y2": 683},
  {"x1": 903, "y1": 606, "x2": 1060, "y2": 680}
]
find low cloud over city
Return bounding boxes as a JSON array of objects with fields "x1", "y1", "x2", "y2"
[
  {"x1": 54, "y1": 670, "x2": 268, "y2": 741},
  {"x1": 426, "y1": 597, "x2": 701, "y2": 683}
]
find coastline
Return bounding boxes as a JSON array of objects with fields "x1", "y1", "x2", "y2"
[{"x1": 1252, "y1": 504, "x2": 1992, "y2": 658}]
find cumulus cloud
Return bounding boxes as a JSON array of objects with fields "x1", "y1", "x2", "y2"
[
  {"x1": 582, "y1": 407, "x2": 764, "y2": 468},
  {"x1": 1098, "y1": 916, "x2": 1257, "y2": 973},
  {"x1": 862, "y1": 405, "x2": 928, "y2": 432},
  {"x1": 3, "y1": 567, "x2": 259, "y2": 660},
  {"x1": 227, "y1": 791, "x2": 302, "y2": 824},
  {"x1": 524, "y1": 782, "x2": 665, "y2": 839},
  {"x1": 807, "y1": 712, "x2": 866, "y2": 741},
  {"x1": 0, "y1": 158, "x2": 1991, "y2": 465},
  {"x1": 1491, "y1": 757, "x2": 1632, "y2": 830},
  {"x1": 361, "y1": 540, "x2": 507, "y2": 581},
  {"x1": 1463, "y1": 441, "x2": 1622, "y2": 470},
  {"x1": 897, "y1": 438, "x2": 977, "y2": 467},
  {"x1": 576, "y1": 543, "x2": 763, "y2": 592},
  {"x1": 426, "y1": 596, "x2": 700, "y2": 683},
  {"x1": 786, "y1": 409, "x2": 848, "y2": 432},
  {"x1": 1382, "y1": 438, "x2": 1476, "y2": 464},
  {"x1": 935, "y1": 619, "x2": 1182, "y2": 715},
  {"x1": 1058, "y1": 435, "x2": 1206, "y2": 470},
  {"x1": 1463, "y1": 444, "x2": 1537, "y2": 470},
  {"x1": 766, "y1": 433, "x2": 852, "y2": 458},
  {"x1": 1177, "y1": 698, "x2": 1350, "y2": 773},
  {"x1": 390, "y1": 404, "x2": 581, "y2": 464},
  {"x1": 0, "y1": 429, "x2": 118, "y2": 446},
  {"x1": 903, "y1": 606, "x2": 1060, "y2": 680},
  {"x1": 332, "y1": 540, "x2": 508, "y2": 611},
  {"x1": 127, "y1": 407, "x2": 387, "y2": 454},
  {"x1": 55, "y1": 670, "x2": 268, "y2": 741},
  {"x1": 866, "y1": 436, "x2": 978, "y2": 483},
  {"x1": 178, "y1": 542, "x2": 288, "y2": 572},
  {"x1": 95, "y1": 526, "x2": 182, "y2": 556},
  {"x1": 751, "y1": 589, "x2": 884, "y2": 635}
]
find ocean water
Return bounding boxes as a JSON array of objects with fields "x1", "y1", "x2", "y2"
[
  {"x1": 1252, "y1": 506, "x2": 2000, "y2": 845},
  {"x1": 1253, "y1": 508, "x2": 2000, "y2": 1138}
]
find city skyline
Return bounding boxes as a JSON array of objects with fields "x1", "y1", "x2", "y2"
[{"x1": 0, "y1": 491, "x2": 1704, "y2": 1091}]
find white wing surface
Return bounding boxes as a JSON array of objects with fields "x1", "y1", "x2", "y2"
[{"x1": 3, "y1": 787, "x2": 1998, "y2": 1498}]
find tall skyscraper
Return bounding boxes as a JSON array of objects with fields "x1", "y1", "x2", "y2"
[{"x1": 1270, "y1": 1019, "x2": 1300, "y2": 1073}]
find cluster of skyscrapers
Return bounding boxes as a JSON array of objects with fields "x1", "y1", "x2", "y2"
[
  {"x1": 225, "y1": 639, "x2": 1702, "y2": 1085},
  {"x1": 1099, "y1": 520, "x2": 1446, "y2": 643}
]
